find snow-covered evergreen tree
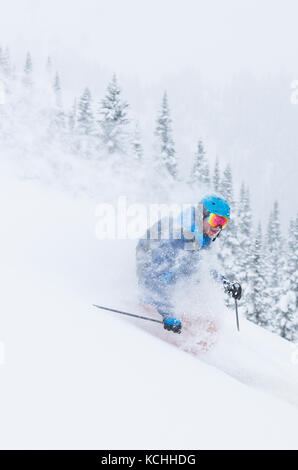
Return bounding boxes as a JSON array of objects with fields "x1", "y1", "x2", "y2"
[
  {"x1": 246, "y1": 223, "x2": 267, "y2": 326},
  {"x1": 264, "y1": 201, "x2": 285, "y2": 335},
  {"x1": 0, "y1": 47, "x2": 15, "y2": 138},
  {"x1": 68, "y1": 98, "x2": 77, "y2": 133},
  {"x1": 155, "y1": 91, "x2": 177, "y2": 178},
  {"x1": 131, "y1": 121, "x2": 143, "y2": 162},
  {"x1": 288, "y1": 214, "x2": 298, "y2": 310},
  {"x1": 0, "y1": 47, "x2": 5, "y2": 104},
  {"x1": 191, "y1": 139, "x2": 210, "y2": 186},
  {"x1": 53, "y1": 72, "x2": 62, "y2": 107},
  {"x1": 46, "y1": 56, "x2": 53, "y2": 79},
  {"x1": 230, "y1": 183, "x2": 250, "y2": 315},
  {"x1": 77, "y1": 87, "x2": 94, "y2": 136},
  {"x1": 97, "y1": 74, "x2": 129, "y2": 154},
  {"x1": 235, "y1": 183, "x2": 252, "y2": 287},
  {"x1": 220, "y1": 164, "x2": 233, "y2": 203},
  {"x1": 278, "y1": 215, "x2": 298, "y2": 341},
  {"x1": 23, "y1": 52, "x2": 33, "y2": 88},
  {"x1": 217, "y1": 164, "x2": 238, "y2": 294},
  {"x1": 49, "y1": 71, "x2": 65, "y2": 135},
  {"x1": 213, "y1": 158, "x2": 220, "y2": 193},
  {"x1": 0, "y1": 47, "x2": 11, "y2": 78},
  {"x1": 75, "y1": 87, "x2": 96, "y2": 157}
]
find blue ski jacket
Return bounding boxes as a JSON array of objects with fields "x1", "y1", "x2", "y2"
[{"x1": 136, "y1": 207, "x2": 224, "y2": 317}]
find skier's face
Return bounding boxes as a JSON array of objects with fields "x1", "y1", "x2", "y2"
[{"x1": 203, "y1": 217, "x2": 222, "y2": 239}]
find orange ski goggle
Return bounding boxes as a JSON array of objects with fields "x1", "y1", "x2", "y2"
[{"x1": 207, "y1": 213, "x2": 229, "y2": 229}]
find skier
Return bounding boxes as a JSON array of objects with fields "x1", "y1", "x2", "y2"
[{"x1": 136, "y1": 194, "x2": 242, "y2": 333}]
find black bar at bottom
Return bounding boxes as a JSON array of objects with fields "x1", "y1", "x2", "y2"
[{"x1": 0, "y1": 450, "x2": 295, "y2": 466}]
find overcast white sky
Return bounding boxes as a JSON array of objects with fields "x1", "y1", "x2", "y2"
[
  {"x1": 0, "y1": 0, "x2": 298, "y2": 225},
  {"x1": 1, "y1": 0, "x2": 298, "y2": 84}
]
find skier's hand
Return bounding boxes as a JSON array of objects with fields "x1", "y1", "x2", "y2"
[
  {"x1": 163, "y1": 316, "x2": 182, "y2": 334},
  {"x1": 224, "y1": 281, "x2": 242, "y2": 300}
]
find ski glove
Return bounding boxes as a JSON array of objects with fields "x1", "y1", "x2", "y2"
[
  {"x1": 163, "y1": 316, "x2": 182, "y2": 334},
  {"x1": 224, "y1": 281, "x2": 242, "y2": 300}
]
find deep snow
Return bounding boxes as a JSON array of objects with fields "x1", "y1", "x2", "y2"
[{"x1": 0, "y1": 171, "x2": 298, "y2": 449}]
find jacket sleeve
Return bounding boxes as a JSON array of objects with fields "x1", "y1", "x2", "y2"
[{"x1": 136, "y1": 238, "x2": 178, "y2": 317}]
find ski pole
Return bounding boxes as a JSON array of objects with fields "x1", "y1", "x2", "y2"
[
  {"x1": 234, "y1": 298, "x2": 240, "y2": 332},
  {"x1": 92, "y1": 304, "x2": 163, "y2": 324}
]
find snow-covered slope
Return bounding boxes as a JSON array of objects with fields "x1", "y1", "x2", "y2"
[{"x1": 1, "y1": 173, "x2": 298, "y2": 450}]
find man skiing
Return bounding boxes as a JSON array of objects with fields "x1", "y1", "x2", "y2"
[{"x1": 136, "y1": 194, "x2": 242, "y2": 334}]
